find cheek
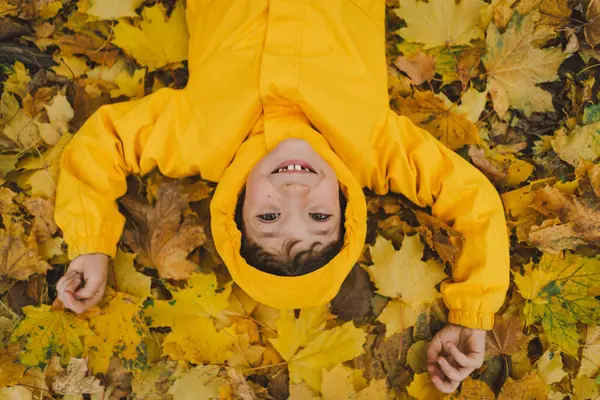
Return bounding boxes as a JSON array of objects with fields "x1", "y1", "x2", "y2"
[
  {"x1": 322, "y1": 178, "x2": 341, "y2": 204},
  {"x1": 244, "y1": 177, "x2": 278, "y2": 210}
]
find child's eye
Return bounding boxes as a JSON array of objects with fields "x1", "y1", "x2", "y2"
[
  {"x1": 257, "y1": 213, "x2": 280, "y2": 222},
  {"x1": 309, "y1": 213, "x2": 331, "y2": 221}
]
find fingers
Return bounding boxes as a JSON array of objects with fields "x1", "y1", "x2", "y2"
[
  {"x1": 430, "y1": 373, "x2": 460, "y2": 394},
  {"x1": 56, "y1": 270, "x2": 78, "y2": 294},
  {"x1": 427, "y1": 334, "x2": 444, "y2": 364},
  {"x1": 448, "y1": 342, "x2": 483, "y2": 369},
  {"x1": 61, "y1": 285, "x2": 105, "y2": 314},
  {"x1": 427, "y1": 362, "x2": 445, "y2": 381},
  {"x1": 437, "y1": 356, "x2": 471, "y2": 382},
  {"x1": 74, "y1": 276, "x2": 103, "y2": 299},
  {"x1": 61, "y1": 291, "x2": 87, "y2": 314}
]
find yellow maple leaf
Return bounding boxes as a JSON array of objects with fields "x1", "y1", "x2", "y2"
[
  {"x1": 290, "y1": 324, "x2": 366, "y2": 392},
  {"x1": 377, "y1": 299, "x2": 422, "y2": 338},
  {"x1": 83, "y1": 290, "x2": 149, "y2": 374},
  {"x1": 407, "y1": 373, "x2": 443, "y2": 400},
  {"x1": 51, "y1": 55, "x2": 90, "y2": 78},
  {"x1": 166, "y1": 365, "x2": 223, "y2": 399},
  {"x1": 227, "y1": 332, "x2": 264, "y2": 368},
  {"x1": 320, "y1": 364, "x2": 387, "y2": 400},
  {"x1": 468, "y1": 145, "x2": 534, "y2": 187},
  {"x1": 551, "y1": 123, "x2": 600, "y2": 167},
  {"x1": 536, "y1": 350, "x2": 567, "y2": 385},
  {"x1": 580, "y1": 325, "x2": 600, "y2": 378},
  {"x1": 85, "y1": 0, "x2": 144, "y2": 20},
  {"x1": 112, "y1": 2, "x2": 188, "y2": 71},
  {"x1": 511, "y1": 349, "x2": 533, "y2": 380},
  {"x1": 4, "y1": 62, "x2": 31, "y2": 98},
  {"x1": 483, "y1": 13, "x2": 568, "y2": 117},
  {"x1": 16, "y1": 133, "x2": 72, "y2": 198},
  {"x1": 144, "y1": 272, "x2": 234, "y2": 364},
  {"x1": 572, "y1": 376, "x2": 600, "y2": 400},
  {"x1": 109, "y1": 251, "x2": 151, "y2": 303},
  {"x1": 162, "y1": 317, "x2": 235, "y2": 364},
  {"x1": 10, "y1": 305, "x2": 94, "y2": 367},
  {"x1": 395, "y1": 91, "x2": 481, "y2": 150},
  {"x1": 395, "y1": 0, "x2": 488, "y2": 49},
  {"x1": 131, "y1": 359, "x2": 184, "y2": 398},
  {"x1": 513, "y1": 263, "x2": 555, "y2": 303},
  {"x1": 282, "y1": 321, "x2": 366, "y2": 392},
  {"x1": 111, "y1": 68, "x2": 145, "y2": 98},
  {"x1": 321, "y1": 364, "x2": 355, "y2": 399},
  {"x1": 0, "y1": 346, "x2": 26, "y2": 388},
  {"x1": 270, "y1": 306, "x2": 329, "y2": 361},
  {"x1": 364, "y1": 235, "x2": 448, "y2": 305},
  {"x1": 0, "y1": 216, "x2": 51, "y2": 280},
  {"x1": 539, "y1": 252, "x2": 600, "y2": 297}
]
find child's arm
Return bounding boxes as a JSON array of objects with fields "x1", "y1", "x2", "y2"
[
  {"x1": 370, "y1": 110, "x2": 510, "y2": 331},
  {"x1": 55, "y1": 88, "x2": 192, "y2": 261}
]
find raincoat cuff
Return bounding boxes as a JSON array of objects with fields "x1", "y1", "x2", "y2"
[
  {"x1": 66, "y1": 236, "x2": 117, "y2": 260},
  {"x1": 448, "y1": 310, "x2": 495, "y2": 330}
]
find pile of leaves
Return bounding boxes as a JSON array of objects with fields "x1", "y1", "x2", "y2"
[{"x1": 0, "y1": 0, "x2": 599, "y2": 398}]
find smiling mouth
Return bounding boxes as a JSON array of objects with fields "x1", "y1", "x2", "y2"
[{"x1": 271, "y1": 161, "x2": 317, "y2": 174}]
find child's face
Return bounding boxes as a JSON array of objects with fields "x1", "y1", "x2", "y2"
[{"x1": 243, "y1": 138, "x2": 341, "y2": 256}]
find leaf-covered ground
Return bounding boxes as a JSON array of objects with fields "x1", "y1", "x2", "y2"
[{"x1": 0, "y1": 0, "x2": 599, "y2": 399}]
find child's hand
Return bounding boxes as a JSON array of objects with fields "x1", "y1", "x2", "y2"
[
  {"x1": 56, "y1": 253, "x2": 109, "y2": 314},
  {"x1": 426, "y1": 324, "x2": 485, "y2": 393}
]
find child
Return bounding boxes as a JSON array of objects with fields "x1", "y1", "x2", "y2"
[{"x1": 55, "y1": 0, "x2": 509, "y2": 393}]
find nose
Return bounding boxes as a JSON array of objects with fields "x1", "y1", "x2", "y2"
[{"x1": 279, "y1": 182, "x2": 309, "y2": 198}]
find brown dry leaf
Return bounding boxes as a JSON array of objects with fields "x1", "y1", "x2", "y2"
[
  {"x1": 576, "y1": 160, "x2": 600, "y2": 197},
  {"x1": 586, "y1": 0, "x2": 600, "y2": 48},
  {"x1": 532, "y1": 0, "x2": 571, "y2": 43},
  {"x1": 394, "y1": 51, "x2": 436, "y2": 85},
  {"x1": 498, "y1": 372, "x2": 549, "y2": 399},
  {"x1": 331, "y1": 265, "x2": 373, "y2": 324},
  {"x1": 528, "y1": 186, "x2": 600, "y2": 252},
  {"x1": 22, "y1": 196, "x2": 57, "y2": 242},
  {"x1": 0, "y1": 216, "x2": 51, "y2": 280},
  {"x1": 121, "y1": 180, "x2": 206, "y2": 279},
  {"x1": 486, "y1": 315, "x2": 528, "y2": 356},
  {"x1": 49, "y1": 358, "x2": 103, "y2": 395},
  {"x1": 395, "y1": 90, "x2": 480, "y2": 150},
  {"x1": 415, "y1": 210, "x2": 463, "y2": 266}
]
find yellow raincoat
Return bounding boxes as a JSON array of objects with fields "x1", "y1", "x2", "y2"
[{"x1": 55, "y1": 0, "x2": 509, "y2": 330}]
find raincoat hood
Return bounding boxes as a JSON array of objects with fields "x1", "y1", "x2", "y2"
[{"x1": 210, "y1": 122, "x2": 367, "y2": 310}]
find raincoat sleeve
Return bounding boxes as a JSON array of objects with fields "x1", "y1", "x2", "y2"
[
  {"x1": 55, "y1": 88, "x2": 192, "y2": 260},
  {"x1": 371, "y1": 110, "x2": 510, "y2": 330}
]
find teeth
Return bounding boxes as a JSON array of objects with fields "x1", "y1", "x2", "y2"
[{"x1": 275, "y1": 164, "x2": 313, "y2": 173}]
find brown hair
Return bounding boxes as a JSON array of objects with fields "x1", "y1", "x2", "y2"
[{"x1": 234, "y1": 189, "x2": 347, "y2": 276}]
